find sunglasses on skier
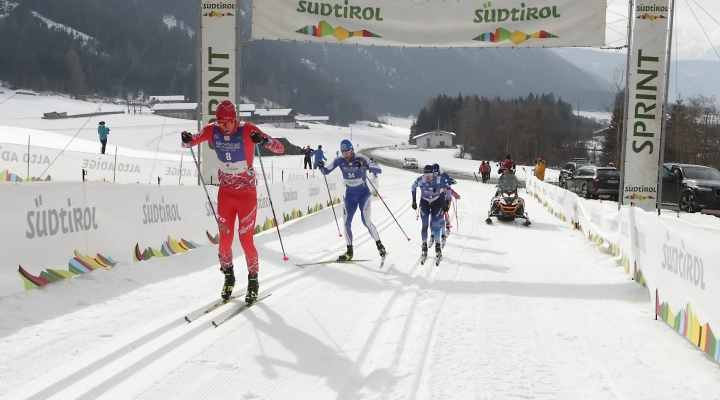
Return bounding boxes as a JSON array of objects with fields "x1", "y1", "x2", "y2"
[
  {"x1": 342, "y1": 150, "x2": 352, "y2": 156},
  {"x1": 216, "y1": 119, "x2": 234, "y2": 127},
  {"x1": 423, "y1": 172, "x2": 434, "y2": 179}
]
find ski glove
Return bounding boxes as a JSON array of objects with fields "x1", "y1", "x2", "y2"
[
  {"x1": 412, "y1": 200, "x2": 417, "y2": 210},
  {"x1": 318, "y1": 161, "x2": 325, "y2": 168},
  {"x1": 250, "y1": 131, "x2": 268, "y2": 145},
  {"x1": 354, "y1": 160, "x2": 367, "y2": 169},
  {"x1": 181, "y1": 131, "x2": 192, "y2": 143}
]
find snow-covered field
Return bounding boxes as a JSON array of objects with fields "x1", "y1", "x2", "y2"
[{"x1": 1, "y1": 90, "x2": 720, "y2": 399}]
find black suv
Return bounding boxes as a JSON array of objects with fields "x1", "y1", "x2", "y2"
[
  {"x1": 565, "y1": 165, "x2": 620, "y2": 200},
  {"x1": 559, "y1": 158, "x2": 591, "y2": 188},
  {"x1": 661, "y1": 163, "x2": 720, "y2": 213}
]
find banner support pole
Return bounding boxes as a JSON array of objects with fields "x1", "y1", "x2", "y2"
[
  {"x1": 656, "y1": 0, "x2": 676, "y2": 214},
  {"x1": 618, "y1": 0, "x2": 635, "y2": 210}
]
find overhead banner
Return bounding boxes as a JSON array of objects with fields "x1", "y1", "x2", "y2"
[
  {"x1": 621, "y1": 1, "x2": 671, "y2": 211},
  {"x1": 250, "y1": 0, "x2": 606, "y2": 47},
  {"x1": 199, "y1": 0, "x2": 238, "y2": 184}
]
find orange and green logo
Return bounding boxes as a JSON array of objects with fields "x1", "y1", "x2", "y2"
[
  {"x1": 296, "y1": 21, "x2": 381, "y2": 41},
  {"x1": 636, "y1": 13, "x2": 666, "y2": 20},
  {"x1": 204, "y1": 11, "x2": 233, "y2": 17},
  {"x1": 473, "y1": 27, "x2": 558, "y2": 44}
]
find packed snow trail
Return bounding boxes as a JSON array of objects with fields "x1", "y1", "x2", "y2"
[{"x1": 1, "y1": 166, "x2": 720, "y2": 399}]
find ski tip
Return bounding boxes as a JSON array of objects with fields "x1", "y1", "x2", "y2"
[
  {"x1": 212, "y1": 321, "x2": 219, "y2": 328},
  {"x1": 184, "y1": 316, "x2": 191, "y2": 323}
]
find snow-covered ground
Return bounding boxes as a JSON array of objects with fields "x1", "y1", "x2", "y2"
[{"x1": 2, "y1": 90, "x2": 720, "y2": 399}]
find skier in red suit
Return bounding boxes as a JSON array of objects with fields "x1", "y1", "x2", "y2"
[{"x1": 181, "y1": 100, "x2": 284, "y2": 304}]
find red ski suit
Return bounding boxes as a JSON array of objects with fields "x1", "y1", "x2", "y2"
[{"x1": 184, "y1": 121, "x2": 284, "y2": 274}]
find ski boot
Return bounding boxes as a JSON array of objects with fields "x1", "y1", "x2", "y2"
[
  {"x1": 429, "y1": 235, "x2": 435, "y2": 246},
  {"x1": 441, "y1": 235, "x2": 447, "y2": 249},
  {"x1": 245, "y1": 273, "x2": 259, "y2": 305},
  {"x1": 420, "y1": 242, "x2": 428, "y2": 265},
  {"x1": 435, "y1": 244, "x2": 443, "y2": 266},
  {"x1": 220, "y1": 266, "x2": 235, "y2": 301},
  {"x1": 338, "y1": 245, "x2": 353, "y2": 261},
  {"x1": 376, "y1": 240, "x2": 387, "y2": 267}
]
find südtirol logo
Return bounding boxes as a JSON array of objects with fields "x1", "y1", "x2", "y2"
[
  {"x1": 636, "y1": 3, "x2": 669, "y2": 20},
  {"x1": 472, "y1": 2, "x2": 561, "y2": 44},
  {"x1": 26, "y1": 195, "x2": 99, "y2": 239},
  {"x1": 202, "y1": 1, "x2": 235, "y2": 17},
  {"x1": 294, "y1": 0, "x2": 384, "y2": 41},
  {"x1": 142, "y1": 194, "x2": 182, "y2": 224},
  {"x1": 624, "y1": 184, "x2": 657, "y2": 200},
  {"x1": 661, "y1": 231, "x2": 705, "y2": 290}
]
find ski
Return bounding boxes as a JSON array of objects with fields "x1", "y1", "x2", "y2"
[
  {"x1": 380, "y1": 253, "x2": 387, "y2": 268},
  {"x1": 420, "y1": 253, "x2": 428, "y2": 265},
  {"x1": 212, "y1": 294, "x2": 273, "y2": 328},
  {"x1": 184, "y1": 296, "x2": 237, "y2": 323},
  {"x1": 295, "y1": 259, "x2": 371, "y2": 267},
  {"x1": 435, "y1": 256, "x2": 442, "y2": 266}
]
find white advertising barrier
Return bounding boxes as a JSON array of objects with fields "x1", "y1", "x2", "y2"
[
  {"x1": 0, "y1": 173, "x2": 351, "y2": 298},
  {"x1": 0, "y1": 182, "x2": 218, "y2": 298},
  {"x1": 0, "y1": 141, "x2": 198, "y2": 185},
  {"x1": 525, "y1": 175, "x2": 720, "y2": 363},
  {"x1": 252, "y1": 0, "x2": 607, "y2": 48}
]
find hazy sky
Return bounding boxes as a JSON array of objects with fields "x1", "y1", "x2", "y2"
[{"x1": 605, "y1": 0, "x2": 720, "y2": 60}]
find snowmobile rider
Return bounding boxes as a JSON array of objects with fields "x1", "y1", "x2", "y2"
[
  {"x1": 496, "y1": 167, "x2": 520, "y2": 196},
  {"x1": 318, "y1": 139, "x2": 387, "y2": 261},
  {"x1": 502, "y1": 155, "x2": 516, "y2": 174},
  {"x1": 412, "y1": 165, "x2": 453, "y2": 261},
  {"x1": 181, "y1": 100, "x2": 284, "y2": 305}
]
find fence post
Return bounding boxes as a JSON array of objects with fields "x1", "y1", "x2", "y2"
[
  {"x1": 158, "y1": 176, "x2": 162, "y2": 186},
  {"x1": 179, "y1": 154, "x2": 184, "y2": 185},
  {"x1": 114, "y1": 147, "x2": 118, "y2": 183},
  {"x1": 282, "y1": 170, "x2": 284, "y2": 182},
  {"x1": 82, "y1": 169, "x2": 87, "y2": 182}
]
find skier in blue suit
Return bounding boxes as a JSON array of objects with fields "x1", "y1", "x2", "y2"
[
  {"x1": 319, "y1": 139, "x2": 386, "y2": 261},
  {"x1": 412, "y1": 164, "x2": 452, "y2": 262},
  {"x1": 431, "y1": 163, "x2": 456, "y2": 244},
  {"x1": 312, "y1": 145, "x2": 327, "y2": 169}
]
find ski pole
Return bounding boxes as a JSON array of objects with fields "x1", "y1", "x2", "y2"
[
  {"x1": 323, "y1": 174, "x2": 343, "y2": 237},
  {"x1": 415, "y1": 207, "x2": 419, "y2": 220},
  {"x1": 453, "y1": 198, "x2": 458, "y2": 231},
  {"x1": 189, "y1": 145, "x2": 219, "y2": 223},
  {"x1": 255, "y1": 144, "x2": 289, "y2": 261},
  {"x1": 363, "y1": 169, "x2": 411, "y2": 241}
]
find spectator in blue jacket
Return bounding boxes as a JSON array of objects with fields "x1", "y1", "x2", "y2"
[
  {"x1": 98, "y1": 121, "x2": 110, "y2": 154},
  {"x1": 312, "y1": 145, "x2": 327, "y2": 169}
]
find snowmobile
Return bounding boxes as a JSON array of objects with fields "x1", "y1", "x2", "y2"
[{"x1": 485, "y1": 178, "x2": 531, "y2": 226}]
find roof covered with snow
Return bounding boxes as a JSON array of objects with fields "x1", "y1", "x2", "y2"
[
  {"x1": 254, "y1": 108, "x2": 296, "y2": 117},
  {"x1": 414, "y1": 129, "x2": 457, "y2": 140}
]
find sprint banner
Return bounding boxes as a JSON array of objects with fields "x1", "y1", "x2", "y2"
[
  {"x1": 250, "y1": 0, "x2": 606, "y2": 47},
  {"x1": 199, "y1": 0, "x2": 238, "y2": 184},
  {"x1": 621, "y1": 1, "x2": 671, "y2": 211}
]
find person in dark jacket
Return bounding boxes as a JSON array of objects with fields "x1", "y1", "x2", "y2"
[
  {"x1": 301, "y1": 145, "x2": 313, "y2": 169},
  {"x1": 98, "y1": 121, "x2": 110, "y2": 154}
]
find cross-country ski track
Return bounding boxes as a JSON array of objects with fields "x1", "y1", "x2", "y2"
[{"x1": 1, "y1": 165, "x2": 719, "y2": 400}]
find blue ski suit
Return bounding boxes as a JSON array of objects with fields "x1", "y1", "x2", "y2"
[
  {"x1": 320, "y1": 154, "x2": 382, "y2": 246},
  {"x1": 412, "y1": 175, "x2": 452, "y2": 243},
  {"x1": 312, "y1": 148, "x2": 327, "y2": 169}
]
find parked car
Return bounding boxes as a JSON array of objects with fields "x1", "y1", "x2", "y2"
[
  {"x1": 559, "y1": 158, "x2": 591, "y2": 187},
  {"x1": 564, "y1": 165, "x2": 620, "y2": 200},
  {"x1": 661, "y1": 163, "x2": 720, "y2": 213},
  {"x1": 402, "y1": 157, "x2": 419, "y2": 169}
]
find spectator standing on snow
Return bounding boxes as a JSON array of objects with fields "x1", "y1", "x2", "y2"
[
  {"x1": 535, "y1": 157, "x2": 547, "y2": 181},
  {"x1": 97, "y1": 121, "x2": 110, "y2": 154},
  {"x1": 312, "y1": 145, "x2": 327, "y2": 169},
  {"x1": 301, "y1": 145, "x2": 314, "y2": 169},
  {"x1": 479, "y1": 161, "x2": 490, "y2": 183}
]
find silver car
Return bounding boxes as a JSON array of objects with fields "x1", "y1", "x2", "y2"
[{"x1": 403, "y1": 157, "x2": 419, "y2": 169}]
